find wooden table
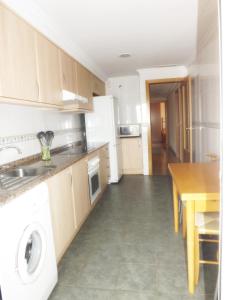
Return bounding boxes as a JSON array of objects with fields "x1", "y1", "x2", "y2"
[{"x1": 168, "y1": 162, "x2": 220, "y2": 294}]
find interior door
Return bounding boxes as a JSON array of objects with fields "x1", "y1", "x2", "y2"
[
  {"x1": 182, "y1": 78, "x2": 192, "y2": 162},
  {"x1": 178, "y1": 87, "x2": 184, "y2": 161},
  {"x1": 150, "y1": 102, "x2": 162, "y2": 144}
]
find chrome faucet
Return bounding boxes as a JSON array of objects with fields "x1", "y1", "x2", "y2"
[{"x1": 0, "y1": 146, "x2": 22, "y2": 154}]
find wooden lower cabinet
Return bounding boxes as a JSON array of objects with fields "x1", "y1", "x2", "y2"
[
  {"x1": 47, "y1": 167, "x2": 75, "y2": 262},
  {"x1": 100, "y1": 145, "x2": 109, "y2": 191},
  {"x1": 72, "y1": 158, "x2": 91, "y2": 228},
  {"x1": 121, "y1": 137, "x2": 143, "y2": 174},
  {"x1": 47, "y1": 152, "x2": 108, "y2": 263}
]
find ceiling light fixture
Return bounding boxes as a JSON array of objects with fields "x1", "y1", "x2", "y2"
[{"x1": 119, "y1": 53, "x2": 131, "y2": 58}]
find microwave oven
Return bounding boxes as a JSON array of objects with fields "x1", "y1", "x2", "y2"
[{"x1": 119, "y1": 124, "x2": 141, "y2": 137}]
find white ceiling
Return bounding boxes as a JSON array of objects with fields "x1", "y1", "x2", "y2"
[
  {"x1": 150, "y1": 82, "x2": 179, "y2": 100},
  {"x1": 33, "y1": 0, "x2": 197, "y2": 77}
]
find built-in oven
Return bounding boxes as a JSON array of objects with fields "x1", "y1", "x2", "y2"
[
  {"x1": 119, "y1": 124, "x2": 141, "y2": 137},
  {"x1": 88, "y1": 156, "x2": 101, "y2": 205}
]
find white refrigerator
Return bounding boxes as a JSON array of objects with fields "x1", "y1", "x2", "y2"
[{"x1": 85, "y1": 95, "x2": 122, "y2": 183}]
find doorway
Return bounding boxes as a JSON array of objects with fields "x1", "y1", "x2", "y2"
[
  {"x1": 146, "y1": 77, "x2": 192, "y2": 175},
  {"x1": 150, "y1": 101, "x2": 167, "y2": 148},
  {"x1": 150, "y1": 100, "x2": 170, "y2": 175}
]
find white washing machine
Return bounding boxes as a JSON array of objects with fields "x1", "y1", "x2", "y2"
[{"x1": 0, "y1": 183, "x2": 57, "y2": 300}]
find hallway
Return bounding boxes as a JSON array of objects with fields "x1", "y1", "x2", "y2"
[
  {"x1": 152, "y1": 144, "x2": 179, "y2": 175},
  {"x1": 50, "y1": 176, "x2": 217, "y2": 300}
]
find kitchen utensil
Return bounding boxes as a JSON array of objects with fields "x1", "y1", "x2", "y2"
[
  {"x1": 37, "y1": 131, "x2": 46, "y2": 147},
  {"x1": 45, "y1": 131, "x2": 54, "y2": 147},
  {"x1": 37, "y1": 131, "x2": 50, "y2": 161}
]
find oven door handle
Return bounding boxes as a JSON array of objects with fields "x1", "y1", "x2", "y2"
[{"x1": 88, "y1": 167, "x2": 99, "y2": 176}]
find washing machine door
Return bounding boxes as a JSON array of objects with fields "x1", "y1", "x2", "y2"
[{"x1": 17, "y1": 223, "x2": 47, "y2": 284}]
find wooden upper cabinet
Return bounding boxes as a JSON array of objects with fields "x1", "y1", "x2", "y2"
[
  {"x1": 35, "y1": 32, "x2": 62, "y2": 105},
  {"x1": 0, "y1": 5, "x2": 38, "y2": 101},
  {"x1": 0, "y1": 4, "x2": 99, "y2": 110},
  {"x1": 77, "y1": 63, "x2": 92, "y2": 98},
  {"x1": 60, "y1": 50, "x2": 77, "y2": 93},
  {"x1": 77, "y1": 62, "x2": 93, "y2": 110},
  {"x1": 92, "y1": 74, "x2": 105, "y2": 96}
]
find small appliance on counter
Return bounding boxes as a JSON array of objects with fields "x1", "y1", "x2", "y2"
[
  {"x1": 37, "y1": 131, "x2": 54, "y2": 161},
  {"x1": 119, "y1": 124, "x2": 141, "y2": 138}
]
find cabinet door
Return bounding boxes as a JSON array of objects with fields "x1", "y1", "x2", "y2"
[
  {"x1": 121, "y1": 138, "x2": 143, "y2": 174},
  {"x1": 60, "y1": 50, "x2": 77, "y2": 93},
  {"x1": 92, "y1": 74, "x2": 105, "y2": 96},
  {"x1": 100, "y1": 146, "x2": 109, "y2": 190},
  {"x1": 77, "y1": 62, "x2": 93, "y2": 110},
  {"x1": 0, "y1": 5, "x2": 38, "y2": 101},
  {"x1": 72, "y1": 158, "x2": 90, "y2": 227},
  {"x1": 35, "y1": 32, "x2": 62, "y2": 105},
  {"x1": 47, "y1": 168, "x2": 75, "y2": 262}
]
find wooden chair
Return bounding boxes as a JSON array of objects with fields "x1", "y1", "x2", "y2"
[{"x1": 194, "y1": 212, "x2": 219, "y2": 285}]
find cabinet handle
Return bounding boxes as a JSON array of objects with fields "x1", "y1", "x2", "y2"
[{"x1": 206, "y1": 153, "x2": 219, "y2": 161}]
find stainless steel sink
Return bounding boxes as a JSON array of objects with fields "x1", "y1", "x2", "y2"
[
  {"x1": 0, "y1": 165, "x2": 57, "y2": 191},
  {"x1": 0, "y1": 166, "x2": 56, "y2": 178}
]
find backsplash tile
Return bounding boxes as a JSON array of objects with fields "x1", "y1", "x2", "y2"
[
  {"x1": 0, "y1": 128, "x2": 82, "y2": 146},
  {"x1": 0, "y1": 103, "x2": 84, "y2": 165}
]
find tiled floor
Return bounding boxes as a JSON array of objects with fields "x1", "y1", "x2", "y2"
[{"x1": 49, "y1": 176, "x2": 218, "y2": 300}]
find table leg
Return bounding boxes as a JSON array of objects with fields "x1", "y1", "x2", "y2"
[
  {"x1": 182, "y1": 206, "x2": 187, "y2": 239},
  {"x1": 172, "y1": 181, "x2": 179, "y2": 233},
  {"x1": 186, "y1": 200, "x2": 195, "y2": 294}
]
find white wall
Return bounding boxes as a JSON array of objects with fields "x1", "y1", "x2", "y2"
[
  {"x1": 188, "y1": 0, "x2": 220, "y2": 162},
  {"x1": 0, "y1": 104, "x2": 83, "y2": 165},
  {"x1": 137, "y1": 66, "x2": 188, "y2": 175},
  {"x1": 106, "y1": 76, "x2": 141, "y2": 124}
]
